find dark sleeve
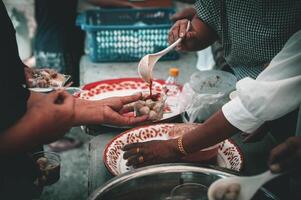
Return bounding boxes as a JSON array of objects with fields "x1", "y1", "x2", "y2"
[
  {"x1": 0, "y1": 1, "x2": 30, "y2": 132},
  {"x1": 194, "y1": 0, "x2": 221, "y2": 36}
]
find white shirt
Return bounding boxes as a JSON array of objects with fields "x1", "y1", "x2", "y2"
[{"x1": 222, "y1": 30, "x2": 301, "y2": 133}]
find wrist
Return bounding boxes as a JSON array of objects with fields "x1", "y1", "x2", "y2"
[
  {"x1": 169, "y1": 138, "x2": 186, "y2": 158},
  {"x1": 73, "y1": 99, "x2": 105, "y2": 125},
  {"x1": 177, "y1": 136, "x2": 189, "y2": 156},
  {"x1": 73, "y1": 98, "x2": 86, "y2": 125}
]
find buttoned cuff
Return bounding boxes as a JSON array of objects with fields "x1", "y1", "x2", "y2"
[{"x1": 222, "y1": 97, "x2": 264, "y2": 133}]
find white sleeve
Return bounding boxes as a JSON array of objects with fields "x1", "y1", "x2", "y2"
[{"x1": 222, "y1": 30, "x2": 301, "y2": 133}]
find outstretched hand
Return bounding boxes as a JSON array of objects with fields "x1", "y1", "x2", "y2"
[
  {"x1": 74, "y1": 93, "x2": 148, "y2": 126},
  {"x1": 99, "y1": 93, "x2": 149, "y2": 126},
  {"x1": 122, "y1": 139, "x2": 181, "y2": 168}
]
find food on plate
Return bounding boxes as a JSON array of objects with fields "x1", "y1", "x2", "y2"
[
  {"x1": 34, "y1": 156, "x2": 60, "y2": 186},
  {"x1": 27, "y1": 68, "x2": 67, "y2": 88},
  {"x1": 134, "y1": 92, "x2": 167, "y2": 121}
]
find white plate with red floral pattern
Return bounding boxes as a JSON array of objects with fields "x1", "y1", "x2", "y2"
[
  {"x1": 103, "y1": 124, "x2": 244, "y2": 176},
  {"x1": 78, "y1": 78, "x2": 182, "y2": 124}
]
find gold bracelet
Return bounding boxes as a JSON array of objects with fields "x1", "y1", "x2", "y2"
[{"x1": 177, "y1": 136, "x2": 188, "y2": 156}]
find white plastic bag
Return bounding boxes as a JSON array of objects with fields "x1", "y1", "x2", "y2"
[
  {"x1": 196, "y1": 46, "x2": 215, "y2": 71},
  {"x1": 179, "y1": 70, "x2": 237, "y2": 123}
]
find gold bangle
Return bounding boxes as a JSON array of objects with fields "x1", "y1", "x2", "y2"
[{"x1": 177, "y1": 136, "x2": 188, "y2": 156}]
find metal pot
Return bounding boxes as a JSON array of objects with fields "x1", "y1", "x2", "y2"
[{"x1": 88, "y1": 164, "x2": 278, "y2": 200}]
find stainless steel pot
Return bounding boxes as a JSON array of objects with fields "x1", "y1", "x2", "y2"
[{"x1": 88, "y1": 164, "x2": 278, "y2": 200}]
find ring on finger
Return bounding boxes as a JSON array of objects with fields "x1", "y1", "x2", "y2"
[{"x1": 138, "y1": 156, "x2": 144, "y2": 163}]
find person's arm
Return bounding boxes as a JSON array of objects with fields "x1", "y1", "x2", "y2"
[
  {"x1": 222, "y1": 30, "x2": 301, "y2": 133},
  {"x1": 0, "y1": 91, "x2": 75, "y2": 156},
  {"x1": 0, "y1": 91, "x2": 147, "y2": 156},
  {"x1": 87, "y1": 0, "x2": 137, "y2": 8},
  {"x1": 122, "y1": 30, "x2": 301, "y2": 166},
  {"x1": 183, "y1": 110, "x2": 238, "y2": 153},
  {"x1": 123, "y1": 110, "x2": 238, "y2": 167},
  {"x1": 168, "y1": 0, "x2": 221, "y2": 51}
]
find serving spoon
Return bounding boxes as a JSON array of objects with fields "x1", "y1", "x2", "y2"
[
  {"x1": 138, "y1": 21, "x2": 191, "y2": 83},
  {"x1": 207, "y1": 170, "x2": 283, "y2": 200}
]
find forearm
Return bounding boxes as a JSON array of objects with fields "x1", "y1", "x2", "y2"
[
  {"x1": 222, "y1": 30, "x2": 301, "y2": 133},
  {"x1": 73, "y1": 98, "x2": 104, "y2": 126},
  {"x1": 183, "y1": 110, "x2": 238, "y2": 153},
  {"x1": 0, "y1": 92, "x2": 46, "y2": 155},
  {"x1": 27, "y1": 92, "x2": 45, "y2": 108},
  {"x1": 0, "y1": 112, "x2": 47, "y2": 156},
  {"x1": 87, "y1": 0, "x2": 134, "y2": 8}
]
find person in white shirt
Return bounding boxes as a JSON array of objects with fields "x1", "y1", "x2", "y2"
[{"x1": 123, "y1": 29, "x2": 301, "y2": 168}]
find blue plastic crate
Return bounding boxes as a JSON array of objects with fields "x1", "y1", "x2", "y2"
[{"x1": 76, "y1": 8, "x2": 179, "y2": 62}]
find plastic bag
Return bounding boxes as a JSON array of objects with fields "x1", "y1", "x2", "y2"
[
  {"x1": 179, "y1": 70, "x2": 237, "y2": 123},
  {"x1": 196, "y1": 46, "x2": 215, "y2": 71}
]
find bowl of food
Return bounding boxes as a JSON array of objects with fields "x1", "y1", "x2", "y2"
[
  {"x1": 27, "y1": 68, "x2": 71, "y2": 92},
  {"x1": 32, "y1": 151, "x2": 61, "y2": 186},
  {"x1": 88, "y1": 164, "x2": 278, "y2": 200}
]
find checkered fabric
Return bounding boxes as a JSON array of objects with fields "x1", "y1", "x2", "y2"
[{"x1": 195, "y1": 0, "x2": 301, "y2": 79}]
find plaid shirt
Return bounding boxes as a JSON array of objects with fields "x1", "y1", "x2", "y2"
[{"x1": 195, "y1": 0, "x2": 301, "y2": 79}]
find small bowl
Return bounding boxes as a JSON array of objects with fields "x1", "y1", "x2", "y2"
[{"x1": 31, "y1": 151, "x2": 61, "y2": 186}]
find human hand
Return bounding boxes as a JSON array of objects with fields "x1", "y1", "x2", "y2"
[
  {"x1": 74, "y1": 93, "x2": 148, "y2": 126},
  {"x1": 170, "y1": 7, "x2": 196, "y2": 21},
  {"x1": 28, "y1": 90, "x2": 75, "y2": 143},
  {"x1": 168, "y1": 18, "x2": 201, "y2": 51},
  {"x1": 100, "y1": 93, "x2": 149, "y2": 126},
  {"x1": 268, "y1": 136, "x2": 301, "y2": 173},
  {"x1": 122, "y1": 139, "x2": 181, "y2": 168}
]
